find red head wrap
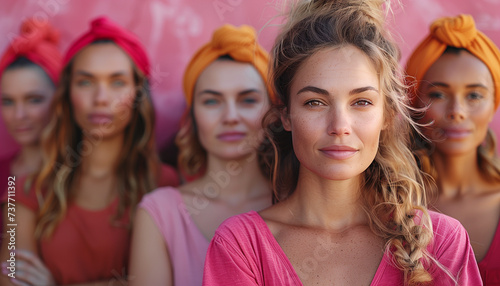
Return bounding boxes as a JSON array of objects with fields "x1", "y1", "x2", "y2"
[
  {"x1": 0, "y1": 18, "x2": 62, "y2": 84},
  {"x1": 64, "y1": 16, "x2": 150, "y2": 77}
]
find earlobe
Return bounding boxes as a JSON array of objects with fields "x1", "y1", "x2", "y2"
[{"x1": 281, "y1": 108, "x2": 291, "y2": 131}]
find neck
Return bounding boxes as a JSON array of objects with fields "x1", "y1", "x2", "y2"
[
  {"x1": 79, "y1": 133, "x2": 124, "y2": 178},
  {"x1": 431, "y1": 150, "x2": 483, "y2": 198},
  {"x1": 199, "y1": 153, "x2": 270, "y2": 203},
  {"x1": 286, "y1": 167, "x2": 368, "y2": 231},
  {"x1": 12, "y1": 143, "x2": 43, "y2": 177}
]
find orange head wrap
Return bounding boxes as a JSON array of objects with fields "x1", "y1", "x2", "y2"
[
  {"x1": 0, "y1": 18, "x2": 62, "y2": 84},
  {"x1": 406, "y1": 14, "x2": 500, "y2": 109},
  {"x1": 183, "y1": 24, "x2": 274, "y2": 106}
]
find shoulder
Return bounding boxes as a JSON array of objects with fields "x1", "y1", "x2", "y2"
[
  {"x1": 3, "y1": 175, "x2": 40, "y2": 212},
  {"x1": 428, "y1": 210, "x2": 463, "y2": 237},
  {"x1": 157, "y1": 163, "x2": 180, "y2": 187},
  {"x1": 0, "y1": 152, "x2": 16, "y2": 193},
  {"x1": 427, "y1": 210, "x2": 470, "y2": 257},
  {"x1": 139, "y1": 186, "x2": 183, "y2": 211},
  {"x1": 213, "y1": 211, "x2": 266, "y2": 245}
]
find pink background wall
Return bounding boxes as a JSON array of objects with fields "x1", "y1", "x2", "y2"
[{"x1": 1, "y1": 0, "x2": 500, "y2": 159}]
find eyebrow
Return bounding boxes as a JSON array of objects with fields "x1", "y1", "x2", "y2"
[
  {"x1": 74, "y1": 70, "x2": 130, "y2": 78},
  {"x1": 1, "y1": 92, "x2": 47, "y2": 99},
  {"x1": 197, "y1": 88, "x2": 261, "y2": 97},
  {"x1": 426, "y1": 82, "x2": 489, "y2": 89},
  {"x1": 297, "y1": 85, "x2": 379, "y2": 96}
]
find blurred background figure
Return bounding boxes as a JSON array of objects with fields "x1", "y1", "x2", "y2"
[
  {"x1": 0, "y1": 18, "x2": 61, "y2": 254},
  {"x1": 407, "y1": 14, "x2": 500, "y2": 285},
  {"x1": 129, "y1": 24, "x2": 274, "y2": 286},
  {"x1": 0, "y1": 16, "x2": 179, "y2": 286},
  {"x1": 0, "y1": 18, "x2": 61, "y2": 200}
]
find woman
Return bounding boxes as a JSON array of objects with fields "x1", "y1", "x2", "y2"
[
  {"x1": 0, "y1": 17, "x2": 179, "y2": 286},
  {"x1": 407, "y1": 14, "x2": 500, "y2": 284},
  {"x1": 0, "y1": 18, "x2": 61, "y2": 198},
  {"x1": 203, "y1": 1, "x2": 482, "y2": 285},
  {"x1": 129, "y1": 24, "x2": 274, "y2": 286}
]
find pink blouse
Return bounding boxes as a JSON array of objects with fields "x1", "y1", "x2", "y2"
[{"x1": 204, "y1": 210, "x2": 482, "y2": 285}]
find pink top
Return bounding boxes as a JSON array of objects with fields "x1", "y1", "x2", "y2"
[
  {"x1": 204, "y1": 211, "x2": 482, "y2": 286},
  {"x1": 139, "y1": 187, "x2": 210, "y2": 286},
  {"x1": 478, "y1": 216, "x2": 500, "y2": 284}
]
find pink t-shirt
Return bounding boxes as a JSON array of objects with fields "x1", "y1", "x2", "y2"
[
  {"x1": 478, "y1": 216, "x2": 500, "y2": 285},
  {"x1": 204, "y1": 210, "x2": 482, "y2": 286},
  {"x1": 138, "y1": 187, "x2": 210, "y2": 286}
]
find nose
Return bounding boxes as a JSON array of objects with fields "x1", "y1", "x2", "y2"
[
  {"x1": 222, "y1": 101, "x2": 240, "y2": 125},
  {"x1": 14, "y1": 102, "x2": 27, "y2": 120},
  {"x1": 94, "y1": 83, "x2": 110, "y2": 106},
  {"x1": 327, "y1": 106, "x2": 351, "y2": 136},
  {"x1": 446, "y1": 97, "x2": 465, "y2": 122}
]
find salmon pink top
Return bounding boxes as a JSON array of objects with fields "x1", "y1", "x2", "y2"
[{"x1": 14, "y1": 164, "x2": 179, "y2": 285}]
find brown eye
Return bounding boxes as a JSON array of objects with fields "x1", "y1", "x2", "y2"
[
  {"x1": 305, "y1": 100, "x2": 323, "y2": 107},
  {"x1": 353, "y1": 99, "x2": 372, "y2": 106}
]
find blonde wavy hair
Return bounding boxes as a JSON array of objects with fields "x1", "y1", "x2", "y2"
[
  {"x1": 34, "y1": 41, "x2": 160, "y2": 238},
  {"x1": 263, "y1": 0, "x2": 453, "y2": 284}
]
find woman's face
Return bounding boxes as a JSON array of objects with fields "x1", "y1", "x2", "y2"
[
  {"x1": 284, "y1": 45, "x2": 385, "y2": 181},
  {"x1": 70, "y1": 43, "x2": 136, "y2": 140},
  {"x1": 193, "y1": 59, "x2": 269, "y2": 161},
  {"x1": 1, "y1": 66, "x2": 55, "y2": 146},
  {"x1": 417, "y1": 50, "x2": 495, "y2": 156}
]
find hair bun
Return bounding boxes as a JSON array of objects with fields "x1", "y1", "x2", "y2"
[{"x1": 430, "y1": 14, "x2": 477, "y2": 48}]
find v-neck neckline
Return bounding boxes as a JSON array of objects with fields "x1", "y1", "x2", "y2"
[{"x1": 248, "y1": 210, "x2": 390, "y2": 285}]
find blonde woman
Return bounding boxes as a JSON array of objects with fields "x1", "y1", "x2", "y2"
[{"x1": 203, "y1": 1, "x2": 481, "y2": 285}]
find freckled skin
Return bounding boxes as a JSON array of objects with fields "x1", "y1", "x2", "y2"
[{"x1": 260, "y1": 45, "x2": 386, "y2": 285}]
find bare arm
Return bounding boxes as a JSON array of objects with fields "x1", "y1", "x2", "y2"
[
  {"x1": 0, "y1": 203, "x2": 39, "y2": 286},
  {"x1": 128, "y1": 208, "x2": 173, "y2": 286}
]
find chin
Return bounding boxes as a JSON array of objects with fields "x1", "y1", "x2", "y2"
[
  {"x1": 435, "y1": 143, "x2": 477, "y2": 156},
  {"x1": 14, "y1": 135, "x2": 38, "y2": 147},
  {"x1": 218, "y1": 151, "x2": 255, "y2": 162}
]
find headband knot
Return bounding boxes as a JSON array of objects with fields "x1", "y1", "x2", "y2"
[{"x1": 431, "y1": 15, "x2": 477, "y2": 48}]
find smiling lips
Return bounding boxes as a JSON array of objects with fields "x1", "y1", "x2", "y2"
[
  {"x1": 442, "y1": 128, "x2": 472, "y2": 139},
  {"x1": 217, "y1": 132, "x2": 247, "y2": 142},
  {"x1": 320, "y1": 145, "x2": 358, "y2": 160}
]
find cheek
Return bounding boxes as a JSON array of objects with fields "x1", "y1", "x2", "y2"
[
  {"x1": 112, "y1": 91, "x2": 136, "y2": 121},
  {"x1": 70, "y1": 92, "x2": 91, "y2": 116},
  {"x1": 194, "y1": 109, "x2": 218, "y2": 145},
  {"x1": 28, "y1": 102, "x2": 52, "y2": 123},
  {"x1": 242, "y1": 107, "x2": 267, "y2": 131},
  {"x1": 0, "y1": 106, "x2": 16, "y2": 124},
  {"x1": 290, "y1": 115, "x2": 318, "y2": 150}
]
